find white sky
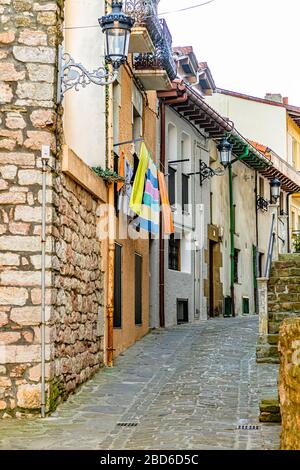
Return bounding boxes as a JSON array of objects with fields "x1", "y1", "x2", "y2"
[{"x1": 158, "y1": 0, "x2": 300, "y2": 106}]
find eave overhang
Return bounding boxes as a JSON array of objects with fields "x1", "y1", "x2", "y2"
[{"x1": 158, "y1": 82, "x2": 272, "y2": 171}]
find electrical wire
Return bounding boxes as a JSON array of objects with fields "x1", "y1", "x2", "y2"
[{"x1": 63, "y1": 0, "x2": 216, "y2": 30}]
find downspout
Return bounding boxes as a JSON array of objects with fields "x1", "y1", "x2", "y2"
[
  {"x1": 159, "y1": 100, "x2": 166, "y2": 328},
  {"x1": 41, "y1": 153, "x2": 48, "y2": 418},
  {"x1": 228, "y1": 163, "x2": 235, "y2": 318},
  {"x1": 287, "y1": 192, "x2": 293, "y2": 253},
  {"x1": 255, "y1": 170, "x2": 259, "y2": 313},
  {"x1": 229, "y1": 145, "x2": 249, "y2": 317},
  {"x1": 106, "y1": 3, "x2": 114, "y2": 367}
]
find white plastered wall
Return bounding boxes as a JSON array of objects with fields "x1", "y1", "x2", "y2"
[{"x1": 64, "y1": 0, "x2": 106, "y2": 168}]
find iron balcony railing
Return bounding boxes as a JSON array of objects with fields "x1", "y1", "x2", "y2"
[{"x1": 123, "y1": 0, "x2": 177, "y2": 81}]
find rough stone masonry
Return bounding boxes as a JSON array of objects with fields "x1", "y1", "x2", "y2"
[{"x1": 0, "y1": 0, "x2": 105, "y2": 417}]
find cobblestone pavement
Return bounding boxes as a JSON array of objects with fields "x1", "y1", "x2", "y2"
[{"x1": 0, "y1": 317, "x2": 280, "y2": 450}]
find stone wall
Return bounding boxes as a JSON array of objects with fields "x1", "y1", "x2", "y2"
[
  {"x1": 50, "y1": 172, "x2": 104, "y2": 410},
  {"x1": 279, "y1": 318, "x2": 300, "y2": 450},
  {"x1": 0, "y1": 0, "x2": 105, "y2": 417}
]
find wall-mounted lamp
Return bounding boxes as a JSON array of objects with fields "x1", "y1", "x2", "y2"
[
  {"x1": 217, "y1": 138, "x2": 233, "y2": 168},
  {"x1": 57, "y1": 1, "x2": 134, "y2": 103},
  {"x1": 257, "y1": 178, "x2": 282, "y2": 211},
  {"x1": 270, "y1": 177, "x2": 281, "y2": 203}
]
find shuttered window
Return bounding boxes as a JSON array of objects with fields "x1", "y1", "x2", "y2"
[
  {"x1": 169, "y1": 234, "x2": 181, "y2": 271},
  {"x1": 114, "y1": 243, "x2": 122, "y2": 328},
  {"x1": 168, "y1": 166, "x2": 176, "y2": 206},
  {"x1": 135, "y1": 254, "x2": 142, "y2": 325},
  {"x1": 182, "y1": 174, "x2": 189, "y2": 211}
]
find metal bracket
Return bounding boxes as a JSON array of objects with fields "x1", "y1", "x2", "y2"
[
  {"x1": 257, "y1": 196, "x2": 269, "y2": 212},
  {"x1": 187, "y1": 160, "x2": 224, "y2": 186},
  {"x1": 57, "y1": 46, "x2": 119, "y2": 104}
]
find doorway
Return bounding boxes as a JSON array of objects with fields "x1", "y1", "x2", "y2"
[
  {"x1": 177, "y1": 299, "x2": 189, "y2": 324},
  {"x1": 209, "y1": 240, "x2": 216, "y2": 318}
]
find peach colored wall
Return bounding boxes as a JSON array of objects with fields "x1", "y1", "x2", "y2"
[{"x1": 113, "y1": 66, "x2": 156, "y2": 357}]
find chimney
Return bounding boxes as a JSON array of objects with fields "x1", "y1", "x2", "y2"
[
  {"x1": 283, "y1": 97, "x2": 289, "y2": 105},
  {"x1": 265, "y1": 93, "x2": 283, "y2": 103}
]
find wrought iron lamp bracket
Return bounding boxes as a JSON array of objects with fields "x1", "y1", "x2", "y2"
[
  {"x1": 57, "y1": 47, "x2": 119, "y2": 104},
  {"x1": 257, "y1": 195, "x2": 269, "y2": 212},
  {"x1": 191, "y1": 160, "x2": 225, "y2": 186}
]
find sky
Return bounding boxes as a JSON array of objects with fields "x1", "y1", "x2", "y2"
[{"x1": 158, "y1": 0, "x2": 300, "y2": 106}]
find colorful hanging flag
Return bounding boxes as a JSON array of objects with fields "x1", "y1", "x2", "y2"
[
  {"x1": 117, "y1": 151, "x2": 125, "y2": 192},
  {"x1": 129, "y1": 142, "x2": 149, "y2": 215},
  {"x1": 139, "y1": 159, "x2": 160, "y2": 236},
  {"x1": 158, "y1": 171, "x2": 174, "y2": 235}
]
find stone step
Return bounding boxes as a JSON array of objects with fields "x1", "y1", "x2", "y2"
[
  {"x1": 270, "y1": 267, "x2": 300, "y2": 278},
  {"x1": 260, "y1": 398, "x2": 281, "y2": 424},
  {"x1": 256, "y1": 341, "x2": 279, "y2": 364},
  {"x1": 268, "y1": 293, "x2": 300, "y2": 303},
  {"x1": 279, "y1": 254, "x2": 300, "y2": 262},
  {"x1": 268, "y1": 276, "x2": 300, "y2": 287}
]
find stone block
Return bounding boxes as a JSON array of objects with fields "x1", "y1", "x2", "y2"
[
  {"x1": 11, "y1": 306, "x2": 50, "y2": 325},
  {"x1": 24, "y1": 131, "x2": 55, "y2": 151},
  {"x1": 26, "y1": 64, "x2": 55, "y2": 83},
  {"x1": 17, "y1": 82, "x2": 53, "y2": 101},
  {"x1": 13, "y1": 46, "x2": 56, "y2": 64},
  {"x1": 30, "y1": 109, "x2": 54, "y2": 127},
  {"x1": 0, "y1": 83, "x2": 13, "y2": 104},
  {"x1": 0, "y1": 31, "x2": 15, "y2": 44},
  {"x1": 0, "y1": 62, "x2": 25, "y2": 81},
  {"x1": 18, "y1": 29, "x2": 47, "y2": 46},
  {"x1": 0, "y1": 253, "x2": 20, "y2": 266},
  {"x1": 0, "y1": 287, "x2": 28, "y2": 306},
  {"x1": 0, "y1": 236, "x2": 41, "y2": 252},
  {"x1": 1, "y1": 164, "x2": 18, "y2": 178},
  {"x1": 0, "y1": 192, "x2": 26, "y2": 204},
  {"x1": 16, "y1": 384, "x2": 41, "y2": 409},
  {"x1": 0, "y1": 152, "x2": 35, "y2": 166},
  {"x1": 0, "y1": 331, "x2": 21, "y2": 344}
]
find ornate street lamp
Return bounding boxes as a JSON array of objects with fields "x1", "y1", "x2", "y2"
[
  {"x1": 57, "y1": 1, "x2": 134, "y2": 103},
  {"x1": 99, "y1": 0, "x2": 134, "y2": 70},
  {"x1": 270, "y1": 177, "x2": 281, "y2": 203},
  {"x1": 217, "y1": 138, "x2": 233, "y2": 168}
]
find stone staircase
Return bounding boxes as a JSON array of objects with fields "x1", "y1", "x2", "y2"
[{"x1": 257, "y1": 253, "x2": 300, "y2": 363}]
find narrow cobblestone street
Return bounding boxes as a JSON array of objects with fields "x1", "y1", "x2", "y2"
[{"x1": 0, "y1": 317, "x2": 280, "y2": 450}]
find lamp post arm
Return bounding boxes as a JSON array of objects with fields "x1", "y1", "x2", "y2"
[{"x1": 57, "y1": 49, "x2": 119, "y2": 104}]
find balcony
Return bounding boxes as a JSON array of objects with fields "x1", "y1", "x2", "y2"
[{"x1": 123, "y1": 0, "x2": 177, "y2": 90}]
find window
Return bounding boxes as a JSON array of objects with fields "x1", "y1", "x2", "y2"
[
  {"x1": 135, "y1": 254, "x2": 142, "y2": 325},
  {"x1": 169, "y1": 234, "x2": 181, "y2": 271},
  {"x1": 132, "y1": 105, "x2": 142, "y2": 154},
  {"x1": 168, "y1": 166, "x2": 176, "y2": 206},
  {"x1": 258, "y1": 253, "x2": 264, "y2": 278},
  {"x1": 114, "y1": 244, "x2": 122, "y2": 328},
  {"x1": 234, "y1": 249, "x2": 240, "y2": 284},
  {"x1": 182, "y1": 174, "x2": 189, "y2": 212},
  {"x1": 259, "y1": 177, "x2": 265, "y2": 197},
  {"x1": 280, "y1": 193, "x2": 284, "y2": 214}
]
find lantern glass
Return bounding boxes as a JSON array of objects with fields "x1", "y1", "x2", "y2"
[
  {"x1": 105, "y1": 27, "x2": 130, "y2": 67},
  {"x1": 270, "y1": 178, "x2": 281, "y2": 202},
  {"x1": 217, "y1": 138, "x2": 233, "y2": 168}
]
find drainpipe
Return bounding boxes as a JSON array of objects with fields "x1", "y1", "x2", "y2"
[
  {"x1": 159, "y1": 100, "x2": 166, "y2": 328},
  {"x1": 229, "y1": 145, "x2": 249, "y2": 317},
  {"x1": 41, "y1": 153, "x2": 49, "y2": 418},
  {"x1": 228, "y1": 163, "x2": 235, "y2": 318},
  {"x1": 287, "y1": 192, "x2": 293, "y2": 253},
  {"x1": 106, "y1": 3, "x2": 115, "y2": 367},
  {"x1": 254, "y1": 170, "x2": 259, "y2": 314}
]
